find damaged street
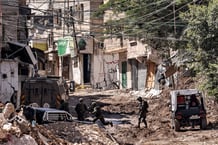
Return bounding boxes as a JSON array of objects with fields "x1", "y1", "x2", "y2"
[
  {"x1": 0, "y1": 0, "x2": 218, "y2": 145},
  {"x1": 0, "y1": 88, "x2": 218, "y2": 145}
]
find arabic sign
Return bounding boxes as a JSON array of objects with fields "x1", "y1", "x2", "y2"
[
  {"x1": 77, "y1": 35, "x2": 94, "y2": 54},
  {"x1": 58, "y1": 37, "x2": 75, "y2": 57}
]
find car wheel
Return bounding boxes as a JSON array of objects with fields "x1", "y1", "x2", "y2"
[
  {"x1": 175, "y1": 119, "x2": 180, "y2": 131},
  {"x1": 200, "y1": 118, "x2": 207, "y2": 130}
]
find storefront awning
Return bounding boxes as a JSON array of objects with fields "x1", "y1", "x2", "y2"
[{"x1": 7, "y1": 41, "x2": 37, "y2": 65}]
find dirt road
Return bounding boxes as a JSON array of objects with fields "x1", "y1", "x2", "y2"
[{"x1": 42, "y1": 89, "x2": 218, "y2": 145}]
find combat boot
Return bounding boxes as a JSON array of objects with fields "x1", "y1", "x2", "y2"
[{"x1": 137, "y1": 123, "x2": 140, "y2": 128}]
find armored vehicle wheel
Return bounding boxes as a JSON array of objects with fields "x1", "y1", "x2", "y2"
[
  {"x1": 174, "y1": 119, "x2": 180, "y2": 131},
  {"x1": 200, "y1": 118, "x2": 207, "y2": 130}
]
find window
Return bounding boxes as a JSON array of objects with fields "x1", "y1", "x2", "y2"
[
  {"x1": 80, "y1": 4, "x2": 84, "y2": 22},
  {"x1": 33, "y1": 15, "x2": 53, "y2": 28},
  {"x1": 48, "y1": 33, "x2": 53, "y2": 47},
  {"x1": 75, "y1": 4, "x2": 84, "y2": 23},
  {"x1": 58, "y1": 9, "x2": 62, "y2": 26},
  {"x1": 70, "y1": 6, "x2": 74, "y2": 16},
  {"x1": 75, "y1": 4, "x2": 80, "y2": 21},
  {"x1": 74, "y1": 57, "x2": 78, "y2": 67},
  {"x1": 2, "y1": 24, "x2": 5, "y2": 41},
  {"x1": 54, "y1": 9, "x2": 62, "y2": 26}
]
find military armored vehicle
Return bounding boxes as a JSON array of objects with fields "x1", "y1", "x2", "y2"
[
  {"x1": 20, "y1": 76, "x2": 69, "y2": 109},
  {"x1": 170, "y1": 89, "x2": 207, "y2": 131}
]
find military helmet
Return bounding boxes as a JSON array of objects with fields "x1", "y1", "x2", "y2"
[
  {"x1": 79, "y1": 98, "x2": 83, "y2": 102},
  {"x1": 137, "y1": 96, "x2": 143, "y2": 102}
]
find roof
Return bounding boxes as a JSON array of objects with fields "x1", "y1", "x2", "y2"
[
  {"x1": 170, "y1": 89, "x2": 200, "y2": 96},
  {"x1": 7, "y1": 41, "x2": 37, "y2": 65}
]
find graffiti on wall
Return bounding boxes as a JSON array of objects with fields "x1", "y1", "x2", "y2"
[{"x1": 96, "y1": 59, "x2": 119, "y2": 89}]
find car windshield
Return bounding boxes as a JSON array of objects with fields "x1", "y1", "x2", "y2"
[{"x1": 189, "y1": 94, "x2": 200, "y2": 107}]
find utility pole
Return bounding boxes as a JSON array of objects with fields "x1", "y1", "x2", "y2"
[
  {"x1": 171, "y1": 0, "x2": 176, "y2": 89},
  {"x1": 72, "y1": 1, "x2": 78, "y2": 52},
  {"x1": 173, "y1": 0, "x2": 176, "y2": 36},
  {"x1": 67, "y1": 0, "x2": 69, "y2": 33},
  {"x1": 69, "y1": 1, "x2": 78, "y2": 82}
]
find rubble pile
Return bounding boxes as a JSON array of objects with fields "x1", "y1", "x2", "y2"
[
  {"x1": 43, "y1": 122, "x2": 117, "y2": 145},
  {"x1": 0, "y1": 87, "x2": 218, "y2": 145},
  {"x1": 99, "y1": 89, "x2": 218, "y2": 144},
  {"x1": 0, "y1": 102, "x2": 118, "y2": 145}
]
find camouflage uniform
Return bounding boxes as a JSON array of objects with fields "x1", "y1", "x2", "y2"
[
  {"x1": 137, "y1": 97, "x2": 149, "y2": 128},
  {"x1": 75, "y1": 98, "x2": 88, "y2": 121},
  {"x1": 88, "y1": 102, "x2": 96, "y2": 113},
  {"x1": 92, "y1": 106, "x2": 113, "y2": 127},
  {"x1": 59, "y1": 99, "x2": 69, "y2": 112}
]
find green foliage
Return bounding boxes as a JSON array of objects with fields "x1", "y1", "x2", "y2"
[
  {"x1": 94, "y1": 0, "x2": 218, "y2": 98},
  {"x1": 180, "y1": 0, "x2": 218, "y2": 98},
  {"x1": 94, "y1": 0, "x2": 193, "y2": 50}
]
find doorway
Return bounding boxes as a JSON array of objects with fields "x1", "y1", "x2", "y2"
[
  {"x1": 121, "y1": 61, "x2": 127, "y2": 88},
  {"x1": 83, "y1": 54, "x2": 91, "y2": 83}
]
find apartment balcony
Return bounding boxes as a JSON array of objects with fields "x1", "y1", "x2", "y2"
[
  {"x1": 127, "y1": 40, "x2": 162, "y2": 64},
  {"x1": 103, "y1": 38, "x2": 162, "y2": 64}
]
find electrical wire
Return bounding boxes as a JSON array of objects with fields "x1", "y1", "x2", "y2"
[
  {"x1": 148, "y1": 0, "x2": 194, "y2": 24},
  {"x1": 1, "y1": 0, "x2": 178, "y2": 27},
  {"x1": 0, "y1": 15, "x2": 188, "y2": 40},
  {"x1": 0, "y1": 0, "x2": 194, "y2": 43},
  {"x1": 131, "y1": 1, "x2": 175, "y2": 22}
]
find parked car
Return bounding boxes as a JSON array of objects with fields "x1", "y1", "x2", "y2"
[
  {"x1": 23, "y1": 106, "x2": 73, "y2": 124},
  {"x1": 170, "y1": 89, "x2": 207, "y2": 131}
]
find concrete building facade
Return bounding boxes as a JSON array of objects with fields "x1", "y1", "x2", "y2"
[
  {"x1": 103, "y1": 1, "x2": 162, "y2": 91},
  {"x1": 0, "y1": 0, "x2": 35, "y2": 106},
  {"x1": 26, "y1": 0, "x2": 119, "y2": 89},
  {"x1": 25, "y1": 0, "x2": 162, "y2": 91}
]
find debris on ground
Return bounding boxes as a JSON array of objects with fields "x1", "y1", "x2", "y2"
[{"x1": 0, "y1": 87, "x2": 218, "y2": 145}]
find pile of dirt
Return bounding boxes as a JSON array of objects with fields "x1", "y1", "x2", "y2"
[
  {"x1": 42, "y1": 121, "x2": 117, "y2": 144},
  {"x1": 102, "y1": 89, "x2": 174, "y2": 144},
  {"x1": 97, "y1": 88, "x2": 218, "y2": 145},
  {"x1": 1, "y1": 87, "x2": 218, "y2": 145}
]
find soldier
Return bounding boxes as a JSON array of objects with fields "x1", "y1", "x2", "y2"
[
  {"x1": 88, "y1": 101, "x2": 97, "y2": 113},
  {"x1": 59, "y1": 99, "x2": 69, "y2": 112},
  {"x1": 137, "y1": 96, "x2": 149, "y2": 128},
  {"x1": 92, "y1": 105, "x2": 113, "y2": 127},
  {"x1": 75, "y1": 98, "x2": 88, "y2": 121}
]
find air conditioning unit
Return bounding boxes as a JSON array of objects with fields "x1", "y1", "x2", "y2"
[{"x1": 129, "y1": 41, "x2": 137, "y2": 47}]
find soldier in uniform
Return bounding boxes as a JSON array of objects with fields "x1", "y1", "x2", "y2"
[
  {"x1": 92, "y1": 104, "x2": 113, "y2": 127},
  {"x1": 59, "y1": 99, "x2": 69, "y2": 112},
  {"x1": 88, "y1": 101, "x2": 97, "y2": 113},
  {"x1": 75, "y1": 98, "x2": 88, "y2": 121},
  {"x1": 137, "y1": 96, "x2": 149, "y2": 128}
]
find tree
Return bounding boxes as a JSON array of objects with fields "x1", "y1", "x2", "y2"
[
  {"x1": 94, "y1": 0, "x2": 218, "y2": 98},
  {"x1": 180, "y1": 0, "x2": 218, "y2": 98},
  {"x1": 94, "y1": 0, "x2": 192, "y2": 50}
]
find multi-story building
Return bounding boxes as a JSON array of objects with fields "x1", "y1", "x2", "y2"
[
  {"x1": 27, "y1": 0, "x2": 107, "y2": 87},
  {"x1": 103, "y1": 1, "x2": 162, "y2": 91},
  {"x1": 0, "y1": 0, "x2": 36, "y2": 105},
  {"x1": 26, "y1": 0, "x2": 162, "y2": 91}
]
